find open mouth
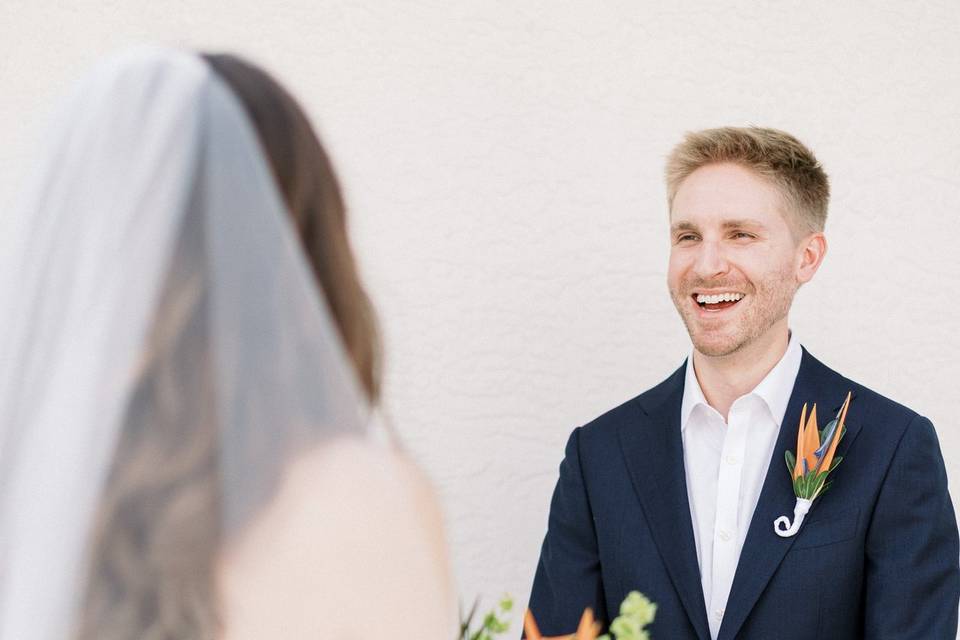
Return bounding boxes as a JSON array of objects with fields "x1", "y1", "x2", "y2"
[{"x1": 692, "y1": 292, "x2": 744, "y2": 312}]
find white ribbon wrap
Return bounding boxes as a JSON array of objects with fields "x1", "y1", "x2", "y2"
[{"x1": 774, "y1": 497, "x2": 813, "y2": 537}]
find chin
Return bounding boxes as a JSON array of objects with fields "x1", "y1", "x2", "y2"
[{"x1": 690, "y1": 331, "x2": 747, "y2": 358}]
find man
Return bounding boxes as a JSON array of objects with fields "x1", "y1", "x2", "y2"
[{"x1": 527, "y1": 127, "x2": 959, "y2": 639}]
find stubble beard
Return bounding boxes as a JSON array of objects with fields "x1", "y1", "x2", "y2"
[{"x1": 669, "y1": 265, "x2": 798, "y2": 358}]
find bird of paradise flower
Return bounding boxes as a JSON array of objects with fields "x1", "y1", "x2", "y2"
[{"x1": 775, "y1": 391, "x2": 852, "y2": 536}]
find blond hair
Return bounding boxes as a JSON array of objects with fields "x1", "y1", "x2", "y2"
[{"x1": 665, "y1": 126, "x2": 830, "y2": 234}]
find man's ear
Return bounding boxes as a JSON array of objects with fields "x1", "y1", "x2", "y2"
[{"x1": 797, "y1": 232, "x2": 827, "y2": 285}]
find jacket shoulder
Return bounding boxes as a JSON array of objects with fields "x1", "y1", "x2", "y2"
[
  {"x1": 802, "y1": 348, "x2": 926, "y2": 439},
  {"x1": 576, "y1": 362, "x2": 685, "y2": 448}
]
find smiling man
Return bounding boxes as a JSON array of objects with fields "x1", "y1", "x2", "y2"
[{"x1": 526, "y1": 127, "x2": 959, "y2": 639}]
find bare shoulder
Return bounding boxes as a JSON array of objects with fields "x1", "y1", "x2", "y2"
[
  {"x1": 294, "y1": 436, "x2": 444, "y2": 517},
  {"x1": 219, "y1": 436, "x2": 455, "y2": 640}
]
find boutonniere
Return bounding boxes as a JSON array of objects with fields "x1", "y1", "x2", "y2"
[{"x1": 774, "y1": 391, "x2": 853, "y2": 537}]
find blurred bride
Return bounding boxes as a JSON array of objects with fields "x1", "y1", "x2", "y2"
[{"x1": 0, "y1": 48, "x2": 453, "y2": 639}]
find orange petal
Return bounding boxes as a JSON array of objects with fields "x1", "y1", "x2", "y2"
[
  {"x1": 837, "y1": 391, "x2": 852, "y2": 431},
  {"x1": 793, "y1": 403, "x2": 808, "y2": 479},
  {"x1": 801, "y1": 403, "x2": 821, "y2": 472},
  {"x1": 576, "y1": 609, "x2": 598, "y2": 640},
  {"x1": 524, "y1": 610, "x2": 543, "y2": 640},
  {"x1": 819, "y1": 392, "x2": 851, "y2": 475}
]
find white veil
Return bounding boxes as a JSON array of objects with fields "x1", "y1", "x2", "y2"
[{"x1": 0, "y1": 48, "x2": 369, "y2": 638}]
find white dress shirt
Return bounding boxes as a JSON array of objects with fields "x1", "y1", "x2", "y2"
[{"x1": 680, "y1": 334, "x2": 802, "y2": 640}]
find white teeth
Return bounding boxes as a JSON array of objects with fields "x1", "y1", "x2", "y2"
[{"x1": 696, "y1": 293, "x2": 744, "y2": 305}]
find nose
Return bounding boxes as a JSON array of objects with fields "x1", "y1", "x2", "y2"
[{"x1": 693, "y1": 240, "x2": 730, "y2": 279}]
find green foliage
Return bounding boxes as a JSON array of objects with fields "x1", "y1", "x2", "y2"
[
  {"x1": 830, "y1": 455, "x2": 843, "y2": 471},
  {"x1": 597, "y1": 591, "x2": 657, "y2": 640},
  {"x1": 784, "y1": 450, "x2": 796, "y2": 475},
  {"x1": 790, "y1": 416, "x2": 847, "y2": 500},
  {"x1": 818, "y1": 418, "x2": 837, "y2": 442},
  {"x1": 790, "y1": 449, "x2": 844, "y2": 500},
  {"x1": 459, "y1": 595, "x2": 513, "y2": 640},
  {"x1": 793, "y1": 469, "x2": 831, "y2": 499},
  {"x1": 459, "y1": 591, "x2": 657, "y2": 640}
]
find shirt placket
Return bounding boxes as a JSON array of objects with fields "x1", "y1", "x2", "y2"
[{"x1": 708, "y1": 401, "x2": 750, "y2": 635}]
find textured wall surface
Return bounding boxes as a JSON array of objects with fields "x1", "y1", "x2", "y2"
[{"x1": 2, "y1": 0, "x2": 959, "y2": 627}]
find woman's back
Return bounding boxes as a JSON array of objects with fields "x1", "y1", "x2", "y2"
[
  {"x1": 0, "y1": 48, "x2": 454, "y2": 640},
  {"x1": 220, "y1": 437, "x2": 454, "y2": 639}
]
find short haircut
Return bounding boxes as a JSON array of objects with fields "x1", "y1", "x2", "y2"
[{"x1": 665, "y1": 126, "x2": 830, "y2": 234}]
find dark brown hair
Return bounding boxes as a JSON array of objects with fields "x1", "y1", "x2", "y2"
[
  {"x1": 204, "y1": 53, "x2": 382, "y2": 401},
  {"x1": 76, "y1": 53, "x2": 382, "y2": 639}
]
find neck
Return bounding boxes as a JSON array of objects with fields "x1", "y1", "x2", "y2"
[{"x1": 691, "y1": 320, "x2": 790, "y2": 421}]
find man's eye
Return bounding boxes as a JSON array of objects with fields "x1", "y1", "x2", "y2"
[
  {"x1": 677, "y1": 234, "x2": 698, "y2": 243},
  {"x1": 732, "y1": 232, "x2": 755, "y2": 239}
]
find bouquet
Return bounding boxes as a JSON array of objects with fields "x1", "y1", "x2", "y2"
[{"x1": 461, "y1": 591, "x2": 656, "y2": 640}]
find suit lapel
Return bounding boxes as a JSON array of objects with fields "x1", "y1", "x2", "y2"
[
  {"x1": 718, "y1": 348, "x2": 863, "y2": 640},
  {"x1": 619, "y1": 363, "x2": 711, "y2": 640}
]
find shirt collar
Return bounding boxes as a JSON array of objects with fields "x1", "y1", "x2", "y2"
[
  {"x1": 680, "y1": 352, "x2": 711, "y2": 431},
  {"x1": 680, "y1": 332, "x2": 802, "y2": 432}
]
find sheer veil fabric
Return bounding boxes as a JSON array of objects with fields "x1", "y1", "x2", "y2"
[{"x1": 0, "y1": 49, "x2": 373, "y2": 638}]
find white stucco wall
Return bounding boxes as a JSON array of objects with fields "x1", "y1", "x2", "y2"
[{"x1": 2, "y1": 0, "x2": 959, "y2": 626}]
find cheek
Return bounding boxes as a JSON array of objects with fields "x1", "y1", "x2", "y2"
[
  {"x1": 732, "y1": 247, "x2": 791, "y2": 283},
  {"x1": 666, "y1": 252, "x2": 687, "y2": 286}
]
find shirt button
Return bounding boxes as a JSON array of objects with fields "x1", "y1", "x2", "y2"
[
  {"x1": 715, "y1": 608, "x2": 724, "y2": 619},
  {"x1": 719, "y1": 529, "x2": 731, "y2": 541},
  {"x1": 725, "y1": 455, "x2": 738, "y2": 465}
]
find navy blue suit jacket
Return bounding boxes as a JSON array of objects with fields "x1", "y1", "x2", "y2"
[{"x1": 528, "y1": 348, "x2": 959, "y2": 639}]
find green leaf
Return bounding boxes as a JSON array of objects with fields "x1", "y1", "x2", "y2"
[
  {"x1": 810, "y1": 473, "x2": 828, "y2": 499},
  {"x1": 793, "y1": 475, "x2": 805, "y2": 498},
  {"x1": 481, "y1": 611, "x2": 509, "y2": 634},
  {"x1": 817, "y1": 426, "x2": 825, "y2": 441},
  {"x1": 797, "y1": 469, "x2": 829, "y2": 499},
  {"x1": 820, "y1": 418, "x2": 837, "y2": 440},
  {"x1": 460, "y1": 595, "x2": 514, "y2": 640},
  {"x1": 460, "y1": 599, "x2": 479, "y2": 639},
  {"x1": 829, "y1": 455, "x2": 843, "y2": 472},
  {"x1": 785, "y1": 450, "x2": 797, "y2": 475},
  {"x1": 605, "y1": 591, "x2": 657, "y2": 639},
  {"x1": 796, "y1": 472, "x2": 809, "y2": 499}
]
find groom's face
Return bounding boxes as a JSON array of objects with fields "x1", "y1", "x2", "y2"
[{"x1": 667, "y1": 162, "x2": 802, "y2": 357}]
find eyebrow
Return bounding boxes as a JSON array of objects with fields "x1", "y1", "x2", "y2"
[
  {"x1": 670, "y1": 221, "x2": 699, "y2": 234},
  {"x1": 721, "y1": 218, "x2": 766, "y2": 229},
  {"x1": 670, "y1": 218, "x2": 767, "y2": 234}
]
